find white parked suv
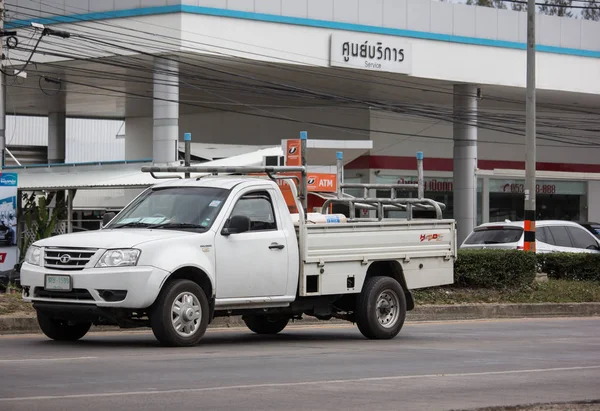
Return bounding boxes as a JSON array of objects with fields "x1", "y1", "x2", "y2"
[{"x1": 460, "y1": 220, "x2": 600, "y2": 253}]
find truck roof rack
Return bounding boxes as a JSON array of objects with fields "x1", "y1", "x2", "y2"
[{"x1": 141, "y1": 133, "x2": 447, "y2": 221}]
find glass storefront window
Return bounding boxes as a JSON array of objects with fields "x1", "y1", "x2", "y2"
[
  {"x1": 347, "y1": 175, "x2": 588, "y2": 223},
  {"x1": 373, "y1": 175, "x2": 483, "y2": 222},
  {"x1": 488, "y1": 179, "x2": 587, "y2": 222}
]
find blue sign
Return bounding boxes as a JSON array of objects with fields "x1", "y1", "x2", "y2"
[{"x1": 0, "y1": 173, "x2": 18, "y2": 187}]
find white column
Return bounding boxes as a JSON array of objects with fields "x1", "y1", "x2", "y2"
[
  {"x1": 153, "y1": 58, "x2": 179, "y2": 165},
  {"x1": 47, "y1": 92, "x2": 66, "y2": 164},
  {"x1": 453, "y1": 84, "x2": 478, "y2": 245}
]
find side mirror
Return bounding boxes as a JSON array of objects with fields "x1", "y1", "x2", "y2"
[
  {"x1": 222, "y1": 215, "x2": 251, "y2": 236},
  {"x1": 102, "y1": 212, "x2": 116, "y2": 228}
]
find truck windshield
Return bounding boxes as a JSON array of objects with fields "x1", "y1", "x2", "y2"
[{"x1": 106, "y1": 187, "x2": 230, "y2": 231}]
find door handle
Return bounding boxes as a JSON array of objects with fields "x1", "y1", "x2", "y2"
[{"x1": 269, "y1": 243, "x2": 285, "y2": 250}]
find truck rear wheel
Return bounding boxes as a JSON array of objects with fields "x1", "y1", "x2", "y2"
[
  {"x1": 356, "y1": 276, "x2": 406, "y2": 339},
  {"x1": 242, "y1": 315, "x2": 289, "y2": 335},
  {"x1": 150, "y1": 279, "x2": 209, "y2": 347},
  {"x1": 37, "y1": 312, "x2": 91, "y2": 341}
]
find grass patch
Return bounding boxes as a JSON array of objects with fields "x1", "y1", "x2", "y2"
[
  {"x1": 0, "y1": 280, "x2": 599, "y2": 317},
  {"x1": 413, "y1": 280, "x2": 600, "y2": 305},
  {"x1": 0, "y1": 292, "x2": 33, "y2": 316}
]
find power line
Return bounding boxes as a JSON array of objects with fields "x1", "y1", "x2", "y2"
[
  {"x1": 8, "y1": 2, "x2": 600, "y2": 117},
  {"x1": 4, "y1": 4, "x2": 600, "y2": 149}
]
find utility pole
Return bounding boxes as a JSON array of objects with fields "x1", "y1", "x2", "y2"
[
  {"x1": 0, "y1": 0, "x2": 5, "y2": 170},
  {"x1": 524, "y1": 0, "x2": 537, "y2": 252}
]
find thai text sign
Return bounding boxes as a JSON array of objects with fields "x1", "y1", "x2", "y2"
[{"x1": 330, "y1": 33, "x2": 412, "y2": 75}]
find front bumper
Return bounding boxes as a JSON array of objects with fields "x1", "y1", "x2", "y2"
[{"x1": 20, "y1": 263, "x2": 170, "y2": 309}]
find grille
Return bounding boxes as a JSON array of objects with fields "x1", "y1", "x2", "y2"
[
  {"x1": 44, "y1": 248, "x2": 98, "y2": 271},
  {"x1": 34, "y1": 287, "x2": 94, "y2": 300}
]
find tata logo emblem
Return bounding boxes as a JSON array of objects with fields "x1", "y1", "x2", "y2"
[
  {"x1": 307, "y1": 177, "x2": 316, "y2": 185},
  {"x1": 288, "y1": 146, "x2": 298, "y2": 154},
  {"x1": 59, "y1": 254, "x2": 71, "y2": 264}
]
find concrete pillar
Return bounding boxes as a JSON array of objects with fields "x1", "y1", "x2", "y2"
[
  {"x1": 482, "y1": 176, "x2": 490, "y2": 224},
  {"x1": 153, "y1": 58, "x2": 179, "y2": 165},
  {"x1": 48, "y1": 92, "x2": 66, "y2": 164},
  {"x1": 453, "y1": 84, "x2": 478, "y2": 245}
]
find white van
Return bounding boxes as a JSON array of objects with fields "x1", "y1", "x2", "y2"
[{"x1": 460, "y1": 220, "x2": 600, "y2": 253}]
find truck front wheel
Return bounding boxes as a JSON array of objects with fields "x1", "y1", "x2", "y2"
[
  {"x1": 242, "y1": 315, "x2": 289, "y2": 335},
  {"x1": 37, "y1": 312, "x2": 91, "y2": 341},
  {"x1": 150, "y1": 279, "x2": 209, "y2": 347},
  {"x1": 356, "y1": 276, "x2": 407, "y2": 340}
]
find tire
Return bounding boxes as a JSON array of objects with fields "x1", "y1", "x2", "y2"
[
  {"x1": 37, "y1": 312, "x2": 91, "y2": 341},
  {"x1": 150, "y1": 279, "x2": 209, "y2": 347},
  {"x1": 356, "y1": 276, "x2": 407, "y2": 340},
  {"x1": 242, "y1": 315, "x2": 289, "y2": 335}
]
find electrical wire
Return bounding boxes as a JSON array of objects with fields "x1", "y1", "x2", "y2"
[
  {"x1": 4, "y1": 4, "x2": 600, "y2": 149},
  {"x1": 10, "y1": 1, "x2": 600, "y2": 117}
]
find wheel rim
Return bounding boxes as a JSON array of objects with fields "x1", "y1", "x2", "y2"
[
  {"x1": 171, "y1": 292, "x2": 202, "y2": 338},
  {"x1": 376, "y1": 289, "x2": 400, "y2": 329}
]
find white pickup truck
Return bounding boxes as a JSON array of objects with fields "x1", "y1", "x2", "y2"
[{"x1": 20, "y1": 167, "x2": 456, "y2": 347}]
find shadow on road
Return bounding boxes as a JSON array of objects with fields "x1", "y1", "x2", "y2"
[{"x1": 25, "y1": 327, "x2": 421, "y2": 350}]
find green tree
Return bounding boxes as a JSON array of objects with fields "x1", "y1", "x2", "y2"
[
  {"x1": 582, "y1": 1, "x2": 600, "y2": 20},
  {"x1": 19, "y1": 192, "x2": 67, "y2": 261},
  {"x1": 511, "y1": 2, "x2": 527, "y2": 12},
  {"x1": 539, "y1": 0, "x2": 573, "y2": 17},
  {"x1": 466, "y1": 0, "x2": 507, "y2": 8}
]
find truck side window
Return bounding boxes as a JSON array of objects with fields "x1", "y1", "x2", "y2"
[{"x1": 230, "y1": 191, "x2": 277, "y2": 231}]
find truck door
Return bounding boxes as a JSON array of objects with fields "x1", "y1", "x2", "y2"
[{"x1": 215, "y1": 189, "x2": 289, "y2": 298}]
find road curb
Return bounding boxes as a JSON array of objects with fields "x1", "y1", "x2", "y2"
[{"x1": 1, "y1": 303, "x2": 599, "y2": 335}]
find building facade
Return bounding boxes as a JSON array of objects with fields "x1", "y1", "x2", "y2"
[{"x1": 4, "y1": 0, "x2": 600, "y2": 242}]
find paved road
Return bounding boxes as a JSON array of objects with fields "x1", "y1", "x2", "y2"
[{"x1": 0, "y1": 317, "x2": 599, "y2": 411}]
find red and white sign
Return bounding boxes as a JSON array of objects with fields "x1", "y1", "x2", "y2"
[
  {"x1": 420, "y1": 233, "x2": 443, "y2": 242},
  {"x1": 285, "y1": 139, "x2": 302, "y2": 166}
]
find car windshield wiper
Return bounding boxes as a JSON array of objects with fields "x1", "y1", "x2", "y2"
[
  {"x1": 148, "y1": 222, "x2": 207, "y2": 230},
  {"x1": 112, "y1": 222, "x2": 152, "y2": 229}
]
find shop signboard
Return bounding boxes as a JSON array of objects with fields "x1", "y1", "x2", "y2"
[
  {"x1": 489, "y1": 179, "x2": 586, "y2": 196},
  {"x1": 330, "y1": 33, "x2": 412, "y2": 75},
  {"x1": 375, "y1": 176, "x2": 585, "y2": 196},
  {"x1": 376, "y1": 176, "x2": 482, "y2": 192},
  {"x1": 0, "y1": 172, "x2": 18, "y2": 272}
]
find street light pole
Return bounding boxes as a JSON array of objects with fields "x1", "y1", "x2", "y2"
[{"x1": 524, "y1": 0, "x2": 537, "y2": 252}]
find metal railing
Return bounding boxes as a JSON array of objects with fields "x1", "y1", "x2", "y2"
[{"x1": 142, "y1": 132, "x2": 447, "y2": 222}]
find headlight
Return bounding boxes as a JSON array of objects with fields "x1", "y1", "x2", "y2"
[
  {"x1": 24, "y1": 246, "x2": 42, "y2": 266},
  {"x1": 96, "y1": 249, "x2": 141, "y2": 268}
]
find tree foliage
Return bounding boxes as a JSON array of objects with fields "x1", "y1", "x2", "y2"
[
  {"x1": 19, "y1": 192, "x2": 67, "y2": 260},
  {"x1": 582, "y1": 1, "x2": 600, "y2": 21},
  {"x1": 462, "y1": 0, "x2": 596, "y2": 19},
  {"x1": 466, "y1": 0, "x2": 507, "y2": 8},
  {"x1": 539, "y1": 0, "x2": 573, "y2": 17}
]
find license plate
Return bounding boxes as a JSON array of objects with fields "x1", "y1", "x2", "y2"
[{"x1": 44, "y1": 274, "x2": 72, "y2": 291}]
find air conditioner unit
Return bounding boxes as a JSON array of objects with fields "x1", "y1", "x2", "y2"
[{"x1": 263, "y1": 155, "x2": 285, "y2": 166}]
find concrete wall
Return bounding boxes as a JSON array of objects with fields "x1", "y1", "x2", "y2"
[
  {"x1": 125, "y1": 107, "x2": 370, "y2": 160},
  {"x1": 8, "y1": 0, "x2": 600, "y2": 51},
  {"x1": 369, "y1": 110, "x2": 600, "y2": 166}
]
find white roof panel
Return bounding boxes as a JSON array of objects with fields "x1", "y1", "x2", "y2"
[
  {"x1": 14, "y1": 140, "x2": 370, "y2": 192},
  {"x1": 16, "y1": 163, "x2": 163, "y2": 191},
  {"x1": 14, "y1": 147, "x2": 283, "y2": 191}
]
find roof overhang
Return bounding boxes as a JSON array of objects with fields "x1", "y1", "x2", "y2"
[{"x1": 15, "y1": 139, "x2": 373, "y2": 192}]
